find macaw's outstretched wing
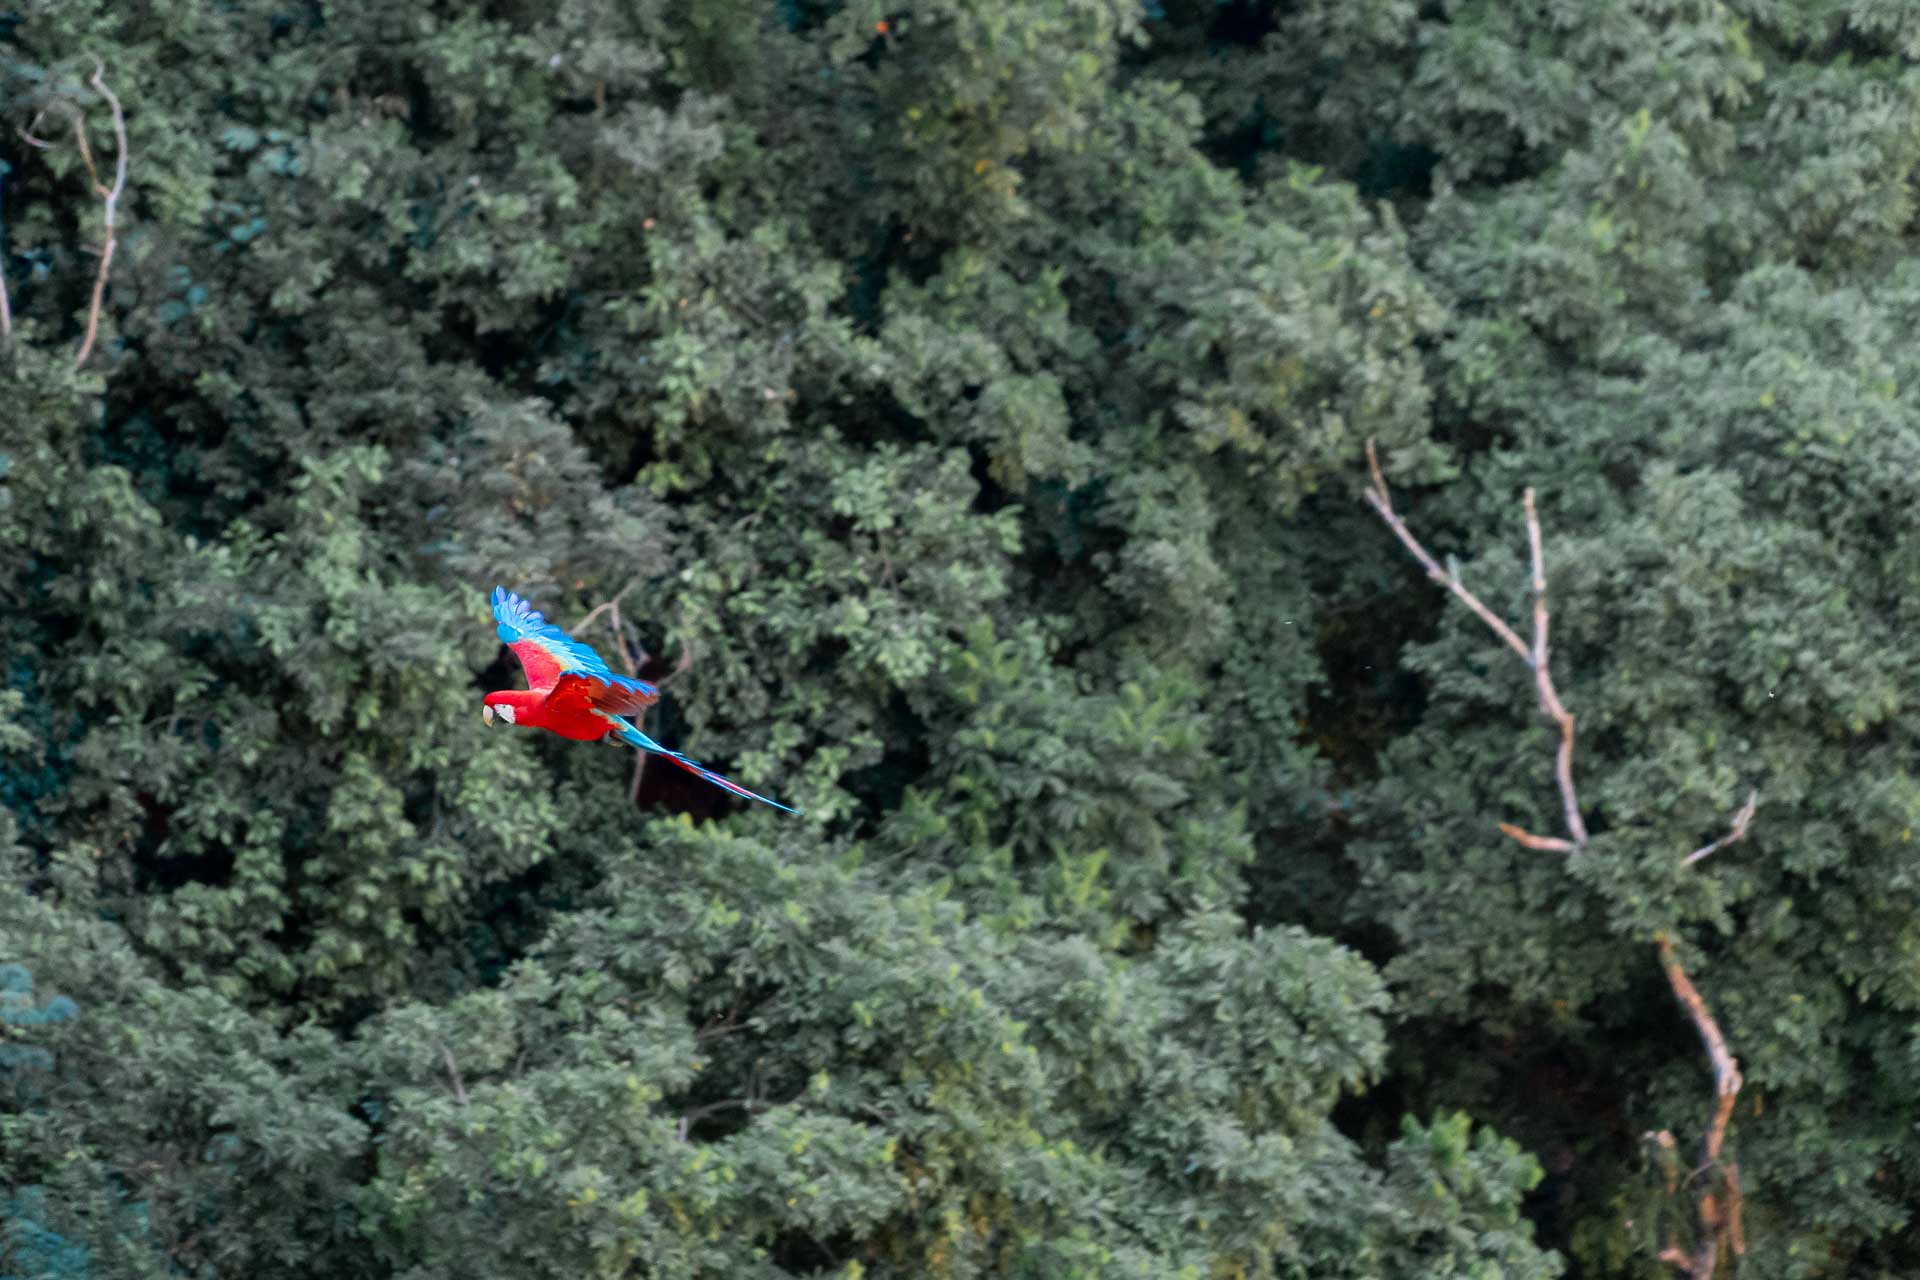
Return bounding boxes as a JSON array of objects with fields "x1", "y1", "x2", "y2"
[
  {"x1": 549, "y1": 670, "x2": 661, "y2": 717},
  {"x1": 491, "y1": 586, "x2": 615, "y2": 693},
  {"x1": 593, "y1": 673, "x2": 661, "y2": 714},
  {"x1": 605, "y1": 715, "x2": 801, "y2": 814}
]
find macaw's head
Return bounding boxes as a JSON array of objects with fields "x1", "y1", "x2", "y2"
[{"x1": 481, "y1": 691, "x2": 519, "y2": 725}]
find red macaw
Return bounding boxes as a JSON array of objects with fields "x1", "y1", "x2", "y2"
[{"x1": 483, "y1": 586, "x2": 799, "y2": 814}]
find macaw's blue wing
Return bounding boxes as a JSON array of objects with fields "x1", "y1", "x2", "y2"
[
  {"x1": 491, "y1": 585, "x2": 615, "y2": 692},
  {"x1": 608, "y1": 717, "x2": 801, "y2": 815}
]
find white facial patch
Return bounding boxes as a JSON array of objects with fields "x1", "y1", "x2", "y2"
[{"x1": 484, "y1": 703, "x2": 515, "y2": 725}]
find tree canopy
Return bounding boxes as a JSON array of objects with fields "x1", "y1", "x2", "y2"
[{"x1": 3, "y1": 1, "x2": 1919, "y2": 1276}]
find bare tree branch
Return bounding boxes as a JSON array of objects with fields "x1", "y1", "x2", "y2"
[
  {"x1": 1522, "y1": 489, "x2": 1588, "y2": 845},
  {"x1": 437, "y1": 1042, "x2": 470, "y2": 1106},
  {"x1": 1496, "y1": 822, "x2": 1577, "y2": 853},
  {"x1": 19, "y1": 109, "x2": 58, "y2": 149},
  {"x1": 1366, "y1": 440, "x2": 1754, "y2": 1275},
  {"x1": 1364, "y1": 439, "x2": 1586, "y2": 848},
  {"x1": 6, "y1": 104, "x2": 79, "y2": 347},
  {"x1": 1364, "y1": 440, "x2": 1531, "y2": 662},
  {"x1": 1683, "y1": 791, "x2": 1759, "y2": 866},
  {"x1": 1656, "y1": 934, "x2": 1745, "y2": 1274},
  {"x1": 74, "y1": 61, "x2": 128, "y2": 369},
  {"x1": 1726, "y1": 1164, "x2": 1747, "y2": 1258},
  {"x1": 570, "y1": 577, "x2": 640, "y2": 635},
  {"x1": 0, "y1": 141, "x2": 12, "y2": 342},
  {"x1": 1658, "y1": 936, "x2": 1742, "y2": 1170}
]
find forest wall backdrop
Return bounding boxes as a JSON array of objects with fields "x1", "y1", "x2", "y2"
[{"x1": 4, "y1": 1, "x2": 1919, "y2": 1276}]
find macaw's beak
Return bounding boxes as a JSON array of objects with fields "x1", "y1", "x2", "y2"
[{"x1": 483, "y1": 704, "x2": 492, "y2": 725}]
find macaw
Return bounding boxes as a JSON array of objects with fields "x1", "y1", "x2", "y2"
[{"x1": 482, "y1": 586, "x2": 799, "y2": 814}]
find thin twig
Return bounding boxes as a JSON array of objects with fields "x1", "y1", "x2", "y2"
[
  {"x1": 665, "y1": 638, "x2": 694, "y2": 682},
  {"x1": 0, "y1": 146, "x2": 12, "y2": 341},
  {"x1": 1649, "y1": 1129, "x2": 1679, "y2": 1194},
  {"x1": 1364, "y1": 440, "x2": 1531, "y2": 661},
  {"x1": 1726, "y1": 1163, "x2": 1746, "y2": 1256},
  {"x1": 1683, "y1": 791, "x2": 1759, "y2": 866},
  {"x1": 696, "y1": 1002, "x2": 742, "y2": 1042},
  {"x1": 438, "y1": 1042, "x2": 470, "y2": 1106},
  {"x1": 1523, "y1": 489, "x2": 1588, "y2": 845},
  {"x1": 677, "y1": 1061, "x2": 813, "y2": 1140},
  {"x1": 1497, "y1": 823, "x2": 1577, "y2": 853},
  {"x1": 570, "y1": 578, "x2": 639, "y2": 635},
  {"x1": 629, "y1": 745, "x2": 648, "y2": 802},
  {"x1": 74, "y1": 61, "x2": 128, "y2": 369},
  {"x1": 609, "y1": 606, "x2": 636, "y2": 676},
  {"x1": 19, "y1": 107, "x2": 58, "y2": 149},
  {"x1": 677, "y1": 1097, "x2": 757, "y2": 1127},
  {"x1": 71, "y1": 111, "x2": 101, "y2": 191},
  {"x1": 7, "y1": 105, "x2": 77, "y2": 343}
]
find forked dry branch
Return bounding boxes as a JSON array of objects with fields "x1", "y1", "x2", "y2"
[
  {"x1": 1364, "y1": 439, "x2": 1751, "y2": 1275},
  {"x1": 5, "y1": 61, "x2": 128, "y2": 364},
  {"x1": 72, "y1": 62, "x2": 127, "y2": 368}
]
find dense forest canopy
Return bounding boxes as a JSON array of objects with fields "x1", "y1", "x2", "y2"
[{"x1": 4, "y1": 1, "x2": 1919, "y2": 1275}]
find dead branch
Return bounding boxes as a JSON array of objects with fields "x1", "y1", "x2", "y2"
[
  {"x1": 6, "y1": 104, "x2": 80, "y2": 347},
  {"x1": 570, "y1": 578, "x2": 640, "y2": 636},
  {"x1": 19, "y1": 109, "x2": 58, "y2": 150},
  {"x1": 658, "y1": 637, "x2": 695, "y2": 684},
  {"x1": 438, "y1": 1042, "x2": 470, "y2": 1106},
  {"x1": 1648, "y1": 1129, "x2": 1680, "y2": 1194},
  {"x1": 1496, "y1": 822, "x2": 1577, "y2": 853},
  {"x1": 1364, "y1": 441, "x2": 1531, "y2": 662},
  {"x1": 1658, "y1": 936, "x2": 1742, "y2": 1170},
  {"x1": 1364, "y1": 439, "x2": 1585, "y2": 847},
  {"x1": 1366, "y1": 440, "x2": 1753, "y2": 1276},
  {"x1": 1522, "y1": 489, "x2": 1588, "y2": 844},
  {"x1": 1683, "y1": 791, "x2": 1759, "y2": 867},
  {"x1": 1656, "y1": 934, "x2": 1745, "y2": 1274},
  {"x1": 74, "y1": 61, "x2": 128, "y2": 369},
  {"x1": 1726, "y1": 1164, "x2": 1746, "y2": 1256}
]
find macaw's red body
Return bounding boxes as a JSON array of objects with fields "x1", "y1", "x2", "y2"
[
  {"x1": 482, "y1": 587, "x2": 799, "y2": 813},
  {"x1": 483, "y1": 682, "x2": 646, "y2": 740}
]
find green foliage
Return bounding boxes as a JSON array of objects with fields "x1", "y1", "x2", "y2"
[{"x1": 7, "y1": 0, "x2": 1920, "y2": 1274}]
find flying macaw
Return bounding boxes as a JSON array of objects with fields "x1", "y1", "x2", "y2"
[{"x1": 482, "y1": 586, "x2": 799, "y2": 814}]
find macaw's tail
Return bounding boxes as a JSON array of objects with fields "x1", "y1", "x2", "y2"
[{"x1": 616, "y1": 723, "x2": 802, "y2": 815}]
